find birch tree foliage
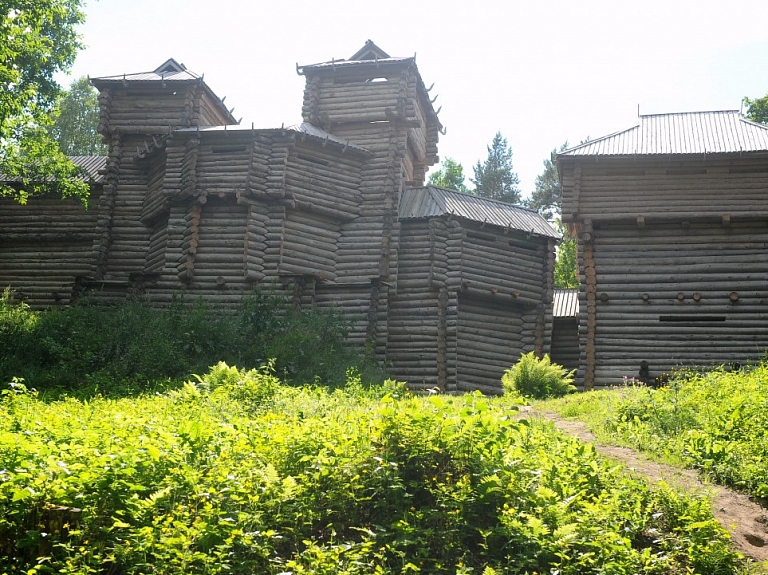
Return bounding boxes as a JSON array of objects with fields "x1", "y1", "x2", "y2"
[{"x1": 0, "y1": 1, "x2": 88, "y2": 203}]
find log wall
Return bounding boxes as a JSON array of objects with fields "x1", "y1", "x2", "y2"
[
  {"x1": 550, "y1": 318, "x2": 579, "y2": 374},
  {"x1": 389, "y1": 218, "x2": 553, "y2": 393},
  {"x1": 562, "y1": 155, "x2": 768, "y2": 388},
  {"x1": 387, "y1": 221, "x2": 440, "y2": 389},
  {"x1": 588, "y1": 220, "x2": 768, "y2": 386},
  {"x1": 561, "y1": 157, "x2": 768, "y2": 221},
  {"x1": 0, "y1": 195, "x2": 101, "y2": 307}
]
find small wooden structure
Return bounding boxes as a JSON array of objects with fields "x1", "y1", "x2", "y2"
[
  {"x1": 0, "y1": 41, "x2": 556, "y2": 391},
  {"x1": 559, "y1": 111, "x2": 768, "y2": 388},
  {"x1": 392, "y1": 186, "x2": 559, "y2": 393},
  {"x1": 550, "y1": 288, "x2": 579, "y2": 375}
]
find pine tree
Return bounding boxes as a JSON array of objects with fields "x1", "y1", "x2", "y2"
[
  {"x1": 471, "y1": 132, "x2": 520, "y2": 204},
  {"x1": 527, "y1": 142, "x2": 569, "y2": 220}
]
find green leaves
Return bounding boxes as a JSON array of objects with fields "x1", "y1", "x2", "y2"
[
  {"x1": 0, "y1": 370, "x2": 744, "y2": 574},
  {"x1": 0, "y1": 0, "x2": 88, "y2": 202},
  {"x1": 503, "y1": 352, "x2": 576, "y2": 399},
  {"x1": 471, "y1": 132, "x2": 521, "y2": 204}
]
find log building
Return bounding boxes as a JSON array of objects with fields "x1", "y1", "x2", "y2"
[
  {"x1": 559, "y1": 111, "x2": 768, "y2": 389},
  {"x1": 0, "y1": 41, "x2": 557, "y2": 393}
]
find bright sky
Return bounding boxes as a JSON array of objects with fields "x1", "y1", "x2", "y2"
[{"x1": 64, "y1": 0, "x2": 768, "y2": 198}]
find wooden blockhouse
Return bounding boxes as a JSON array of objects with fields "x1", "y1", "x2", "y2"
[
  {"x1": 0, "y1": 41, "x2": 556, "y2": 393},
  {"x1": 559, "y1": 111, "x2": 768, "y2": 389}
]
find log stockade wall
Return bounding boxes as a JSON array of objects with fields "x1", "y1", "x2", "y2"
[
  {"x1": 0, "y1": 193, "x2": 102, "y2": 307},
  {"x1": 561, "y1": 154, "x2": 768, "y2": 388},
  {"x1": 0, "y1": 44, "x2": 556, "y2": 392}
]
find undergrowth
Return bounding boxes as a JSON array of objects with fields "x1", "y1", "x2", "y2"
[
  {"x1": 0, "y1": 289, "x2": 382, "y2": 395},
  {"x1": 539, "y1": 363, "x2": 768, "y2": 500},
  {"x1": 0, "y1": 367, "x2": 745, "y2": 574}
]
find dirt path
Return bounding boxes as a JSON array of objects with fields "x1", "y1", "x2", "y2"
[{"x1": 521, "y1": 407, "x2": 768, "y2": 568}]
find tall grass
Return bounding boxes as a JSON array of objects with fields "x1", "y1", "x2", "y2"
[
  {"x1": 0, "y1": 289, "x2": 383, "y2": 395},
  {"x1": 540, "y1": 363, "x2": 768, "y2": 499}
]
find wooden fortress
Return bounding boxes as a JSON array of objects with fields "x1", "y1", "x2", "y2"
[
  {"x1": 0, "y1": 41, "x2": 557, "y2": 393},
  {"x1": 560, "y1": 111, "x2": 768, "y2": 389}
]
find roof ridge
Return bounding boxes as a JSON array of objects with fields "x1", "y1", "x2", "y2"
[
  {"x1": 423, "y1": 184, "x2": 541, "y2": 213},
  {"x1": 639, "y1": 109, "x2": 740, "y2": 118}
]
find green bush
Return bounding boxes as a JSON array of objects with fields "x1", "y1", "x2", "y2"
[
  {"x1": 0, "y1": 372, "x2": 744, "y2": 574},
  {"x1": 0, "y1": 290, "x2": 384, "y2": 394},
  {"x1": 502, "y1": 352, "x2": 576, "y2": 399}
]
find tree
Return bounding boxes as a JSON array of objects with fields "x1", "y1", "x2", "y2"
[
  {"x1": 471, "y1": 132, "x2": 520, "y2": 204},
  {"x1": 526, "y1": 142, "x2": 569, "y2": 220},
  {"x1": 48, "y1": 76, "x2": 106, "y2": 156},
  {"x1": 554, "y1": 220, "x2": 578, "y2": 289},
  {"x1": 427, "y1": 157, "x2": 469, "y2": 192},
  {"x1": 743, "y1": 95, "x2": 768, "y2": 125},
  {"x1": 0, "y1": 1, "x2": 88, "y2": 203}
]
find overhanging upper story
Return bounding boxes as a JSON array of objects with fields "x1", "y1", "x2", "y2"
[{"x1": 558, "y1": 110, "x2": 768, "y2": 224}]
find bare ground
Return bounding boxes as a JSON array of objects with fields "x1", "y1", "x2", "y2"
[{"x1": 520, "y1": 406, "x2": 768, "y2": 569}]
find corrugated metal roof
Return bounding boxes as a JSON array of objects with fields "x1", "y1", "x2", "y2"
[
  {"x1": 1, "y1": 156, "x2": 106, "y2": 184},
  {"x1": 399, "y1": 186, "x2": 560, "y2": 239},
  {"x1": 174, "y1": 123, "x2": 370, "y2": 155},
  {"x1": 561, "y1": 111, "x2": 768, "y2": 156},
  {"x1": 298, "y1": 56, "x2": 415, "y2": 74},
  {"x1": 70, "y1": 156, "x2": 107, "y2": 183},
  {"x1": 91, "y1": 58, "x2": 200, "y2": 84},
  {"x1": 553, "y1": 289, "x2": 579, "y2": 318}
]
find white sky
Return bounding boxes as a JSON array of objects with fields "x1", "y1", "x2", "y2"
[{"x1": 64, "y1": 0, "x2": 768, "y2": 198}]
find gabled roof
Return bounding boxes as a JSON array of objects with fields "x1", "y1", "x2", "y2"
[
  {"x1": 553, "y1": 289, "x2": 579, "y2": 318},
  {"x1": 399, "y1": 186, "x2": 560, "y2": 239},
  {"x1": 296, "y1": 40, "x2": 415, "y2": 74},
  {"x1": 91, "y1": 58, "x2": 200, "y2": 83},
  {"x1": 561, "y1": 111, "x2": 768, "y2": 157},
  {"x1": 349, "y1": 40, "x2": 390, "y2": 61}
]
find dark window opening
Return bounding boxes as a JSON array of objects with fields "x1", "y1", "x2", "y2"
[
  {"x1": 659, "y1": 315, "x2": 726, "y2": 322},
  {"x1": 212, "y1": 146, "x2": 247, "y2": 154}
]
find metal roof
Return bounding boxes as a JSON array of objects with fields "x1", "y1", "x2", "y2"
[
  {"x1": 399, "y1": 186, "x2": 560, "y2": 239},
  {"x1": 297, "y1": 56, "x2": 415, "y2": 74},
  {"x1": 1, "y1": 156, "x2": 106, "y2": 184},
  {"x1": 561, "y1": 111, "x2": 768, "y2": 156},
  {"x1": 70, "y1": 156, "x2": 107, "y2": 183},
  {"x1": 91, "y1": 58, "x2": 201, "y2": 84},
  {"x1": 553, "y1": 289, "x2": 579, "y2": 318},
  {"x1": 174, "y1": 122, "x2": 370, "y2": 155}
]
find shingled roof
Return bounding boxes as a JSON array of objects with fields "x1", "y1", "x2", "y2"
[
  {"x1": 399, "y1": 186, "x2": 559, "y2": 239},
  {"x1": 561, "y1": 111, "x2": 768, "y2": 157}
]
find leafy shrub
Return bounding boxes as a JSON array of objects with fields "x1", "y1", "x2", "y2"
[
  {"x1": 201, "y1": 361, "x2": 280, "y2": 412},
  {"x1": 502, "y1": 352, "x2": 576, "y2": 399},
  {"x1": 0, "y1": 374, "x2": 743, "y2": 574},
  {"x1": 0, "y1": 290, "x2": 383, "y2": 394}
]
